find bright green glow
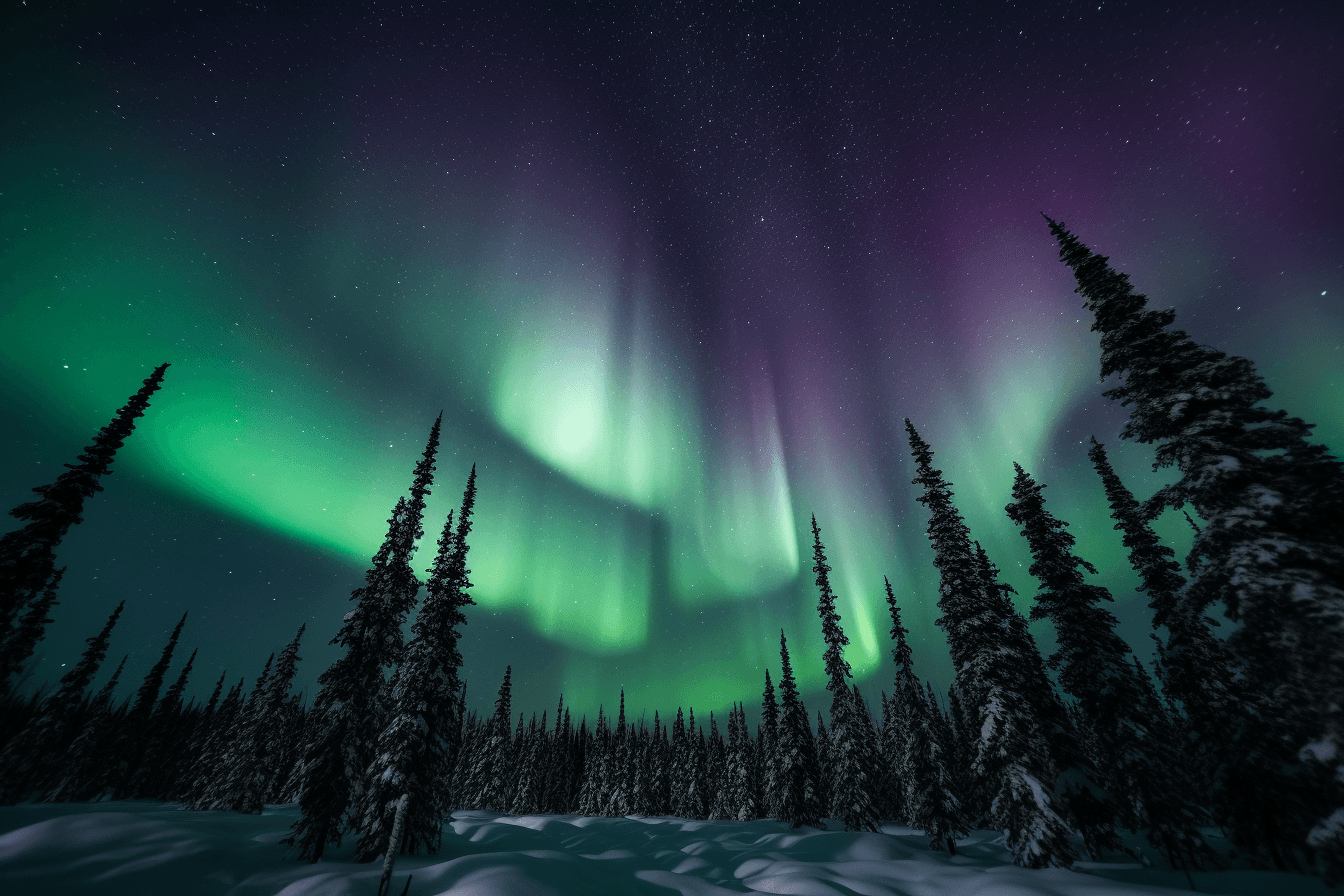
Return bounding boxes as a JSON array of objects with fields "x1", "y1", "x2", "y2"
[
  {"x1": 466, "y1": 467, "x2": 651, "y2": 652},
  {"x1": 7, "y1": 91, "x2": 1341, "y2": 724},
  {"x1": 0, "y1": 214, "x2": 408, "y2": 564},
  {"x1": 677, "y1": 367, "x2": 800, "y2": 599},
  {"x1": 488, "y1": 272, "x2": 696, "y2": 514}
]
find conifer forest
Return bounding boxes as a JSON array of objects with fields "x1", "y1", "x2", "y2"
[
  {"x1": 2, "y1": 220, "x2": 1342, "y2": 892},
  {"x1": 2, "y1": 3, "x2": 1342, "y2": 895}
]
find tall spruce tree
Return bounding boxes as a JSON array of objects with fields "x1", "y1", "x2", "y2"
[
  {"x1": 193, "y1": 626, "x2": 304, "y2": 813},
  {"x1": 882, "y1": 577, "x2": 920, "y2": 823},
  {"x1": 809, "y1": 516, "x2": 880, "y2": 832},
  {"x1": 1088, "y1": 438, "x2": 1234, "y2": 762},
  {"x1": 48, "y1": 655, "x2": 128, "y2": 802},
  {"x1": 355, "y1": 463, "x2": 478, "y2": 860},
  {"x1": 906, "y1": 682, "x2": 967, "y2": 853},
  {"x1": 774, "y1": 630, "x2": 824, "y2": 828},
  {"x1": 759, "y1": 669, "x2": 780, "y2": 818},
  {"x1": 1089, "y1": 438, "x2": 1310, "y2": 872},
  {"x1": 1007, "y1": 462, "x2": 1213, "y2": 871},
  {"x1": 464, "y1": 666, "x2": 514, "y2": 812},
  {"x1": 134, "y1": 645, "x2": 198, "y2": 800},
  {"x1": 284, "y1": 416, "x2": 440, "y2": 862},
  {"x1": 112, "y1": 612, "x2": 187, "y2": 799},
  {"x1": 1046, "y1": 217, "x2": 1344, "y2": 876},
  {"x1": 0, "y1": 363, "x2": 169, "y2": 696},
  {"x1": 905, "y1": 419, "x2": 1075, "y2": 868}
]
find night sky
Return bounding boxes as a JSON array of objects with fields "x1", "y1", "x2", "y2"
[{"x1": 1, "y1": 1, "x2": 1340, "y2": 724}]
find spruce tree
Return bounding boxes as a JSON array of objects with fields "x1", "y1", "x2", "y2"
[
  {"x1": 685, "y1": 718, "x2": 708, "y2": 820},
  {"x1": 577, "y1": 708, "x2": 605, "y2": 817},
  {"x1": 0, "y1": 568, "x2": 64, "y2": 690},
  {"x1": 0, "y1": 598, "x2": 122, "y2": 803},
  {"x1": 668, "y1": 707, "x2": 689, "y2": 818},
  {"x1": 135, "y1": 645, "x2": 197, "y2": 800},
  {"x1": 882, "y1": 576, "x2": 919, "y2": 823},
  {"x1": 1047, "y1": 217, "x2": 1344, "y2": 871},
  {"x1": 605, "y1": 691, "x2": 632, "y2": 817},
  {"x1": 510, "y1": 714, "x2": 546, "y2": 815},
  {"x1": 725, "y1": 704, "x2": 758, "y2": 821},
  {"x1": 906, "y1": 682, "x2": 967, "y2": 853},
  {"x1": 0, "y1": 364, "x2": 169, "y2": 696},
  {"x1": 355, "y1": 464, "x2": 477, "y2": 859},
  {"x1": 851, "y1": 684, "x2": 885, "y2": 819},
  {"x1": 464, "y1": 666, "x2": 514, "y2": 812},
  {"x1": 905, "y1": 419, "x2": 1075, "y2": 867},
  {"x1": 48, "y1": 656, "x2": 128, "y2": 802},
  {"x1": 112, "y1": 611, "x2": 186, "y2": 799},
  {"x1": 759, "y1": 670, "x2": 780, "y2": 818},
  {"x1": 1008, "y1": 462, "x2": 1212, "y2": 870},
  {"x1": 649, "y1": 711, "x2": 671, "y2": 816},
  {"x1": 1091, "y1": 439, "x2": 1320, "y2": 871},
  {"x1": 774, "y1": 631, "x2": 824, "y2": 828},
  {"x1": 193, "y1": 626, "x2": 304, "y2": 813},
  {"x1": 706, "y1": 712, "x2": 730, "y2": 820},
  {"x1": 808, "y1": 516, "x2": 879, "y2": 832},
  {"x1": 285, "y1": 416, "x2": 440, "y2": 861},
  {"x1": 260, "y1": 626, "x2": 307, "y2": 798}
]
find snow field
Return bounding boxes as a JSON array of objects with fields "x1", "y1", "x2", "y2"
[{"x1": 0, "y1": 802, "x2": 1330, "y2": 896}]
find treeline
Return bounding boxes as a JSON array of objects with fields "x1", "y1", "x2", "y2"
[{"x1": 0, "y1": 218, "x2": 1340, "y2": 884}]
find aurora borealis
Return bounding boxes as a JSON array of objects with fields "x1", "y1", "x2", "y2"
[{"x1": 1, "y1": 1, "x2": 1340, "y2": 723}]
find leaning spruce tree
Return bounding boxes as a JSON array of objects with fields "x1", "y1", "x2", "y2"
[
  {"x1": 1006, "y1": 462, "x2": 1213, "y2": 873},
  {"x1": 0, "y1": 363, "x2": 169, "y2": 696},
  {"x1": 1047, "y1": 217, "x2": 1344, "y2": 878},
  {"x1": 809, "y1": 516, "x2": 879, "y2": 832},
  {"x1": 284, "y1": 415, "x2": 441, "y2": 862},
  {"x1": 904, "y1": 419, "x2": 1076, "y2": 868},
  {"x1": 1089, "y1": 437, "x2": 1313, "y2": 871},
  {"x1": 355, "y1": 465, "x2": 478, "y2": 860}
]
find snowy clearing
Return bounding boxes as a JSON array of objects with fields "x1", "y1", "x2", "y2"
[{"x1": 0, "y1": 802, "x2": 1330, "y2": 896}]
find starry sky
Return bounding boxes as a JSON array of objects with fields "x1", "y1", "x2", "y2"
[{"x1": 1, "y1": 0, "x2": 1340, "y2": 724}]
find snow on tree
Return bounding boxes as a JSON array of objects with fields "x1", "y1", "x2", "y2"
[
  {"x1": 904, "y1": 682, "x2": 967, "y2": 853},
  {"x1": 1008, "y1": 462, "x2": 1213, "y2": 871},
  {"x1": 355, "y1": 463, "x2": 478, "y2": 859},
  {"x1": 707, "y1": 711, "x2": 731, "y2": 820},
  {"x1": 758, "y1": 670, "x2": 780, "y2": 819},
  {"x1": 192, "y1": 625, "x2": 305, "y2": 814},
  {"x1": 463, "y1": 665, "x2": 516, "y2": 813},
  {"x1": 809, "y1": 515, "x2": 880, "y2": 832},
  {"x1": 1047, "y1": 216, "x2": 1344, "y2": 872},
  {"x1": 773, "y1": 630, "x2": 824, "y2": 829},
  {"x1": 605, "y1": 691, "x2": 633, "y2": 817},
  {"x1": 904, "y1": 418, "x2": 1075, "y2": 868},
  {"x1": 881, "y1": 576, "x2": 921, "y2": 823},
  {"x1": 578, "y1": 706, "x2": 607, "y2": 817},
  {"x1": 284, "y1": 416, "x2": 441, "y2": 862}
]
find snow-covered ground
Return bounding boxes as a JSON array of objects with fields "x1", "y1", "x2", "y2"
[{"x1": 0, "y1": 802, "x2": 1330, "y2": 896}]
